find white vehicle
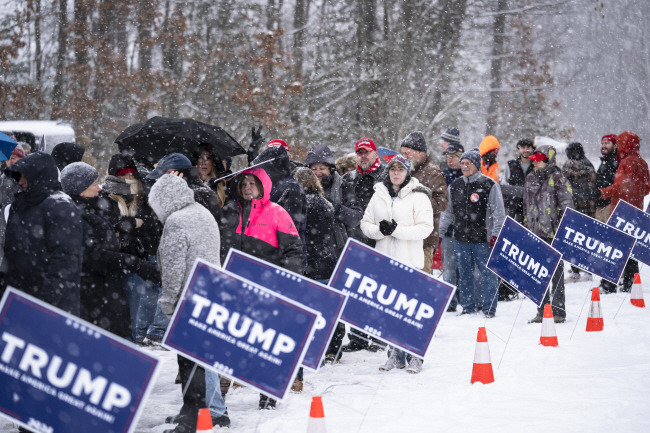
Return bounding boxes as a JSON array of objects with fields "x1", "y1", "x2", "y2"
[{"x1": 0, "y1": 120, "x2": 76, "y2": 153}]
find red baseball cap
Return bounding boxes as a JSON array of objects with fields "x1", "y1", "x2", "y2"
[
  {"x1": 528, "y1": 152, "x2": 548, "y2": 162},
  {"x1": 267, "y1": 139, "x2": 289, "y2": 152},
  {"x1": 355, "y1": 138, "x2": 377, "y2": 153}
]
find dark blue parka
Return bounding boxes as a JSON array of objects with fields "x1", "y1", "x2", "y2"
[{"x1": 1, "y1": 152, "x2": 83, "y2": 315}]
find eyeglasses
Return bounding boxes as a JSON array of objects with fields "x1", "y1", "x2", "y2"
[
  {"x1": 460, "y1": 161, "x2": 473, "y2": 167},
  {"x1": 198, "y1": 156, "x2": 213, "y2": 162}
]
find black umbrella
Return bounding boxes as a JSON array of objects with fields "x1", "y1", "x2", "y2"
[{"x1": 114, "y1": 116, "x2": 245, "y2": 165}]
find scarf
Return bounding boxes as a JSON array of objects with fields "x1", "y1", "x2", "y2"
[{"x1": 356, "y1": 158, "x2": 381, "y2": 175}]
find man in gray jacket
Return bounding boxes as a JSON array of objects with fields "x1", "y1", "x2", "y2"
[
  {"x1": 148, "y1": 174, "x2": 229, "y2": 432},
  {"x1": 439, "y1": 148, "x2": 505, "y2": 317}
]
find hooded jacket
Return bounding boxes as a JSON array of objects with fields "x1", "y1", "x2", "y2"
[
  {"x1": 479, "y1": 135, "x2": 501, "y2": 182},
  {"x1": 1, "y1": 152, "x2": 83, "y2": 315},
  {"x1": 562, "y1": 142, "x2": 596, "y2": 217},
  {"x1": 220, "y1": 168, "x2": 304, "y2": 273},
  {"x1": 361, "y1": 177, "x2": 434, "y2": 269},
  {"x1": 305, "y1": 144, "x2": 361, "y2": 252},
  {"x1": 148, "y1": 174, "x2": 222, "y2": 317},
  {"x1": 600, "y1": 131, "x2": 650, "y2": 211},
  {"x1": 251, "y1": 146, "x2": 307, "y2": 242},
  {"x1": 523, "y1": 145, "x2": 574, "y2": 240}
]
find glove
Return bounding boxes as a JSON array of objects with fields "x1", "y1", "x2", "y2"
[
  {"x1": 137, "y1": 260, "x2": 161, "y2": 285},
  {"x1": 247, "y1": 125, "x2": 264, "y2": 164},
  {"x1": 379, "y1": 219, "x2": 398, "y2": 236},
  {"x1": 489, "y1": 236, "x2": 497, "y2": 248}
]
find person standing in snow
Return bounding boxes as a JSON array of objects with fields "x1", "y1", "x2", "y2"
[
  {"x1": 479, "y1": 135, "x2": 501, "y2": 182},
  {"x1": 361, "y1": 155, "x2": 433, "y2": 374},
  {"x1": 340, "y1": 138, "x2": 388, "y2": 353},
  {"x1": 438, "y1": 126, "x2": 462, "y2": 170},
  {"x1": 594, "y1": 134, "x2": 619, "y2": 293},
  {"x1": 599, "y1": 131, "x2": 650, "y2": 293},
  {"x1": 524, "y1": 145, "x2": 574, "y2": 323},
  {"x1": 251, "y1": 142, "x2": 307, "y2": 260},
  {"x1": 440, "y1": 142, "x2": 465, "y2": 312},
  {"x1": 148, "y1": 174, "x2": 229, "y2": 431},
  {"x1": 500, "y1": 138, "x2": 535, "y2": 223},
  {"x1": 562, "y1": 142, "x2": 597, "y2": 283},
  {"x1": 304, "y1": 144, "x2": 362, "y2": 361},
  {"x1": 61, "y1": 162, "x2": 158, "y2": 339},
  {"x1": 439, "y1": 148, "x2": 505, "y2": 318},
  {"x1": 100, "y1": 154, "x2": 163, "y2": 344},
  {"x1": 0, "y1": 152, "x2": 83, "y2": 316},
  {"x1": 0, "y1": 145, "x2": 26, "y2": 265},
  {"x1": 219, "y1": 168, "x2": 304, "y2": 409},
  {"x1": 399, "y1": 131, "x2": 448, "y2": 273}
]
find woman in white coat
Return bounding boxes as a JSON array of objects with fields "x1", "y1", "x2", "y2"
[{"x1": 361, "y1": 154, "x2": 434, "y2": 374}]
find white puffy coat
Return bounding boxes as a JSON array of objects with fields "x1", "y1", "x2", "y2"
[{"x1": 361, "y1": 177, "x2": 434, "y2": 269}]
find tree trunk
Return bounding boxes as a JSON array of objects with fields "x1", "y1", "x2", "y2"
[
  {"x1": 52, "y1": 0, "x2": 68, "y2": 111},
  {"x1": 486, "y1": 0, "x2": 508, "y2": 136},
  {"x1": 34, "y1": 0, "x2": 42, "y2": 83}
]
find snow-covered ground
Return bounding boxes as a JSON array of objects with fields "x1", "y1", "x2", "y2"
[{"x1": 3, "y1": 266, "x2": 649, "y2": 433}]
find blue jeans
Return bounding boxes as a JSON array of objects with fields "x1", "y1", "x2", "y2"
[
  {"x1": 125, "y1": 273, "x2": 158, "y2": 343},
  {"x1": 146, "y1": 285, "x2": 170, "y2": 340},
  {"x1": 204, "y1": 370, "x2": 227, "y2": 417},
  {"x1": 441, "y1": 236, "x2": 459, "y2": 309},
  {"x1": 453, "y1": 241, "x2": 498, "y2": 315}
]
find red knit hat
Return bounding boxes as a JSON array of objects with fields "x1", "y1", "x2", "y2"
[{"x1": 601, "y1": 134, "x2": 617, "y2": 144}]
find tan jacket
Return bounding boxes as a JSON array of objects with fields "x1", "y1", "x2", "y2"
[{"x1": 410, "y1": 156, "x2": 448, "y2": 249}]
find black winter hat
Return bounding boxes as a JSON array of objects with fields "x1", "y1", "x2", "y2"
[
  {"x1": 51, "y1": 142, "x2": 85, "y2": 171},
  {"x1": 108, "y1": 154, "x2": 138, "y2": 177},
  {"x1": 60, "y1": 162, "x2": 98, "y2": 196},
  {"x1": 399, "y1": 132, "x2": 427, "y2": 153},
  {"x1": 441, "y1": 127, "x2": 461, "y2": 146},
  {"x1": 304, "y1": 144, "x2": 336, "y2": 169}
]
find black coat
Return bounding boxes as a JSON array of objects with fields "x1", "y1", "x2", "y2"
[
  {"x1": 303, "y1": 192, "x2": 339, "y2": 280},
  {"x1": 595, "y1": 152, "x2": 618, "y2": 208},
  {"x1": 73, "y1": 195, "x2": 138, "y2": 338},
  {"x1": 179, "y1": 166, "x2": 222, "y2": 223},
  {"x1": 97, "y1": 190, "x2": 162, "y2": 259},
  {"x1": 340, "y1": 163, "x2": 387, "y2": 246},
  {"x1": 1, "y1": 152, "x2": 83, "y2": 315}
]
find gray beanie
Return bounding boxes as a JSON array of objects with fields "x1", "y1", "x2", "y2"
[
  {"x1": 399, "y1": 131, "x2": 427, "y2": 153},
  {"x1": 460, "y1": 147, "x2": 482, "y2": 171},
  {"x1": 61, "y1": 162, "x2": 99, "y2": 196}
]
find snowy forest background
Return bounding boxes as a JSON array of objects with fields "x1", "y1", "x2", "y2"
[{"x1": 1, "y1": 0, "x2": 649, "y2": 171}]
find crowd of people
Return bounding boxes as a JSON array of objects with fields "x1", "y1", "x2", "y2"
[{"x1": 0, "y1": 126, "x2": 648, "y2": 432}]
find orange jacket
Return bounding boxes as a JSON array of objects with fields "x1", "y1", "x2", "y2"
[{"x1": 479, "y1": 135, "x2": 501, "y2": 183}]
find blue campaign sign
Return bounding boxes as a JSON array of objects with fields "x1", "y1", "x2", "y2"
[
  {"x1": 328, "y1": 239, "x2": 455, "y2": 358},
  {"x1": 487, "y1": 217, "x2": 562, "y2": 307},
  {"x1": 163, "y1": 260, "x2": 320, "y2": 401},
  {"x1": 608, "y1": 200, "x2": 650, "y2": 267},
  {"x1": 0, "y1": 289, "x2": 159, "y2": 433},
  {"x1": 552, "y1": 207, "x2": 636, "y2": 283},
  {"x1": 224, "y1": 250, "x2": 347, "y2": 371}
]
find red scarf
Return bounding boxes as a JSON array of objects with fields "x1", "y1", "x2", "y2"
[{"x1": 357, "y1": 158, "x2": 381, "y2": 175}]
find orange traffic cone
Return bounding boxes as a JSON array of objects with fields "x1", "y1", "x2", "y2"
[
  {"x1": 540, "y1": 304, "x2": 558, "y2": 346},
  {"x1": 631, "y1": 273, "x2": 645, "y2": 308},
  {"x1": 196, "y1": 408, "x2": 213, "y2": 433},
  {"x1": 586, "y1": 287, "x2": 604, "y2": 332},
  {"x1": 471, "y1": 327, "x2": 494, "y2": 384},
  {"x1": 307, "y1": 396, "x2": 326, "y2": 433}
]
